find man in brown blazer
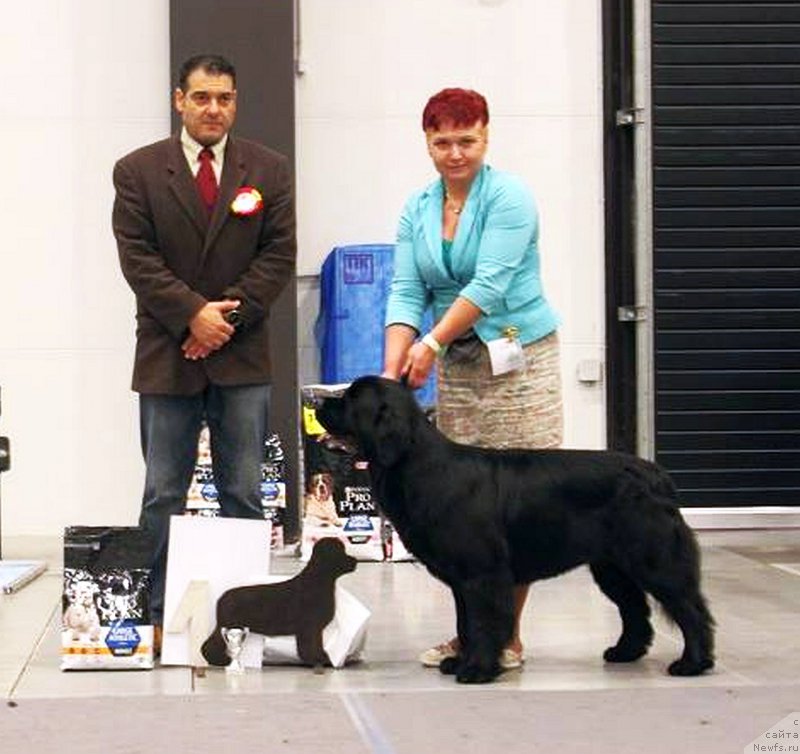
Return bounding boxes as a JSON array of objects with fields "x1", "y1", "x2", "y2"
[{"x1": 112, "y1": 54, "x2": 296, "y2": 641}]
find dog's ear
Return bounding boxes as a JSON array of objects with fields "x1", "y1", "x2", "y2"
[{"x1": 371, "y1": 400, "x2": 412, "y2": 467}]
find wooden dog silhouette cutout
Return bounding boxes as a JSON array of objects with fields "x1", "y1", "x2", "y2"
[{"x1": 201, "y1": 537, "x2": 357, "y2": 668}]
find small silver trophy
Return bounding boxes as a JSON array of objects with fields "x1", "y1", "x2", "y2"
[{"x1": 221, "y1": 626, "x2": 249, "y2": 674}]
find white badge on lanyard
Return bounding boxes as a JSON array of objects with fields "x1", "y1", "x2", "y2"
[{"x1": 487, "y1": 326, "x2": 525, "y2": 376}]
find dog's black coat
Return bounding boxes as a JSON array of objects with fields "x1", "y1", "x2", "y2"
[
  {"x1": 201, "y1": 537, "x2": 357, "y2": 668},
  {"x1": 317, "y1": 376, "x2": 714, "y2": 684}
]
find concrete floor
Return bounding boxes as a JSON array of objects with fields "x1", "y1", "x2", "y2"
[{"x1": 1, "y1": 529, "x2": 798, "y2": 753}]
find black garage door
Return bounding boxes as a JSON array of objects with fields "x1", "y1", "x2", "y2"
[{"x1": 652, "y1": 0, "x2": 800, "y2": 506}]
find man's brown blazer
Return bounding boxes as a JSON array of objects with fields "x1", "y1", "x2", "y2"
[{"x1": 112, "y1": 135, "x2": 296, "y2": 395}]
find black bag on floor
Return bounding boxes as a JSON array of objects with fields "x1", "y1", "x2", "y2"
[{"x1": 61, "y1": 526, "x2": 155, "y2": 670}]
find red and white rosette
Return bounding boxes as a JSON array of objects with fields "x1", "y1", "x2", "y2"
[{"x1": 230, "y1": 186, "x2": 264, "y2": 216}]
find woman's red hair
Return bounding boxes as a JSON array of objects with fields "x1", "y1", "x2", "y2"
[{"x1": 422, "y1": 88, "x2": 489, "y2": 132}]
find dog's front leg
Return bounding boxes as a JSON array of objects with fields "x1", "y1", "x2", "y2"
[
  {"x1": 296, "y1": 629, "x2": 331, "y2": 669},
  {"x1": 440, "y1": 575, "x2": 514, "y2": 684},
  {"x1": 437, "y1": 588, "x2": 468, "y2": 677}
]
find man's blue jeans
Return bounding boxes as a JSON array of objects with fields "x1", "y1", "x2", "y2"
[{"x1": 139, "y1": 383, "x2": 271, "y2": 623}]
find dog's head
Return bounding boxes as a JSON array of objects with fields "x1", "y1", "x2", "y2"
[
  {"x1": 317, "y1": 376, "x2": 419, "y2": 468},
  {"x1": 309, "y1": 472, "x2": 333, "y2": 500},
  {"x1": 68, "y1": 580, "x2": 98, "y2": 608},
  {"x1": 310, "y1": 536, "x2": 358, "y2": 576}
]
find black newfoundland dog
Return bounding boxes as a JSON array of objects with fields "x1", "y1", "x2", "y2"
[{"x1": 317, "y1": 376, "x2": 714, "y2": 684}]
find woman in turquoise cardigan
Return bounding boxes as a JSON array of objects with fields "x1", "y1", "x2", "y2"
[{"x1": 383, "y1": 88, "x2": 563, "y2": 671}]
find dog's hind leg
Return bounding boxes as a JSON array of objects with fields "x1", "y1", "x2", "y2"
[
  {"x1": 649, "y1": 585, "x2": 714, "y2": 676},
  {"x1": 590, "y1": 562, "x2": 654, "y2": 663},
  {"x1": 636, "y1": 520, "x2": 715, "y2": 676}
]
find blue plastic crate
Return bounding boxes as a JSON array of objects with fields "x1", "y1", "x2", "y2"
[{"x1": 315, "y1": 244, "x2": 436, "y2": 406}]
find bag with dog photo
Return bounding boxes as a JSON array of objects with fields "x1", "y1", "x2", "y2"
[
  {"x1": 61, "y1": 526, "x2": 155, "y2": 670},
  {"x1": 301, "y1": 384, "x2": 417, "y2": 562},
  {"x1": 301, "y1": 384, "x2": 386, "y2": 561}
]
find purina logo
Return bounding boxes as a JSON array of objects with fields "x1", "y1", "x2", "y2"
[
  {"x1": 745, "y1": 713, "x2": 800, "y2": 753},
  {"x1": 342, "y1": 253, "x2": 374, "y2": 285}
]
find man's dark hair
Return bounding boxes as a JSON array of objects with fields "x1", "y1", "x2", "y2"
[{"x1": 177, "y1": 54, "x2": 237, "y2": 91}]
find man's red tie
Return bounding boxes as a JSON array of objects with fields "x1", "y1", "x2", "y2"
[{"x1": 196, "y1": 147, "x2": 218, "y2": 215}]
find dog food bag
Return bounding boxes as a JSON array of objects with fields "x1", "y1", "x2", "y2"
[
  {"x1": 185, "y1": 425, "x2": 287, "y2": 550},
  {"x1": 61, "y1": 526, "x2": 154, "y2": 670},
  {"x1": 301, "y1": 383, "x2": 416, "y2": 562},
  {"x1": 261, "y1": 432, "x2": 287, "y2": 550},
  {"x1": 301, "y1": 384, "x2": 385, "y2": 561}
]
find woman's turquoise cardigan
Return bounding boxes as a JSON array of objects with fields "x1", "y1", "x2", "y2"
[{"x1": 385, "y1": 164, "x2": 559, "y2": 345}]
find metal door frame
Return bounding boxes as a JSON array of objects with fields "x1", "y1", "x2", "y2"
[{"x1": 607, "y1": 0, "x2": 800, "y2": 527}]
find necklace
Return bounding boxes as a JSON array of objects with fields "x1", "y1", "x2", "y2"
[{"x1": 444, "y1": 191, "x2": 464, "y2": 215}]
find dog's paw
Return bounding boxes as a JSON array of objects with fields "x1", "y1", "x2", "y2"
[
  {"x1": 667, "y1": 657, "x2": 714, "y2": 676},
  {"x1": 438, "y1": 656, "x2": 459, "y2": 675},
  {"x1": 603, "y1": 643, "x2": 649, "y2": 663},
  {"x1": 455, "y1": 663, "x2": 499, "y2": 684}
]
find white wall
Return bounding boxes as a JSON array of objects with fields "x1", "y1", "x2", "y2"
[
  {"x1": 0, "y1": 0, "x2": 606, "y2": 538},
  {"x1": 0, "y1": 1, "x2": 170, "y2": 535},
  {"x1": 296, "y1": 0, "x2": 607, "y2": 449}
]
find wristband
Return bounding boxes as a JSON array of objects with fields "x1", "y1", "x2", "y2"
[{"x1": 421, "y1": 333, "x2": 442, "y2": 355}]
